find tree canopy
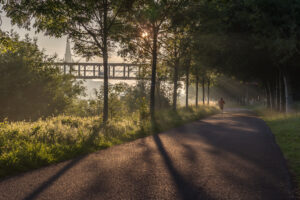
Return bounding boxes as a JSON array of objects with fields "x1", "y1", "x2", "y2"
[{"x1": 0, "y1": 31, "x2": 84, "y2": 120}]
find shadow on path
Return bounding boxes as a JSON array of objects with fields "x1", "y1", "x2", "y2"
[
  {"x1": 23, "y1": 156, "x2": 85, "y2": 200},
  {"x1": 153, "y1": 134, "x2": 215, "y2": 200},
  {"x1": 21, "y1": 123, "x2": 105, "y2": 200}
]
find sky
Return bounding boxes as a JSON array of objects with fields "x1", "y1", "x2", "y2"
[
  {"x1": 0, "y1": 15, "x2": 124, "y2": 63},
  {"x1": 0, "y1": 15, "x2": 187, "y2": 98},
  {"x1": 1, "y1": 14, "x2": 128, "y2": 98}
]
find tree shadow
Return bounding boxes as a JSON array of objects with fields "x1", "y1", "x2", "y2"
[
  {"x1": 21, "y1": 122, "x2": 106, "y2": 200},
  {"x1": 152, "y1": 133, "x2": 215, "y2": 200},
  {"x1": 22, "y1": 156, "x2": 86, "y2": 200},
  {"x1": 185, "y1": 115, "x2": 293, "y2": 199}
]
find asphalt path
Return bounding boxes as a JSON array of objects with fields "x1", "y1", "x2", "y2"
[{"x1": 0, "y1": 110, "x2": 295, "y2": 200}]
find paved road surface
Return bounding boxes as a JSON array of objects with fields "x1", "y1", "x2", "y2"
[{"x1": 0, "y1": 111, "x2": 294, "y2": 200}]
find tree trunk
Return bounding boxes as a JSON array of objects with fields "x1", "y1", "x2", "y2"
[
  {"x1": 275, "y1": 78, "x2": 278, "y2": 110},
  {"x1": 172, "y1": 59, "x2": 179, "y2": 111},
  {"x1": 265, "y1": 86, "x2": 270, "y2": 108},
  {"x1": 102, "y1": 1, "x2": 109, "y2": 123},
  {"x1": 267, "y1": 82, "x2": 273, "y2": 110},
  {"x1": 279, "y1": 72, "x2": 282, "y2": 112},
  {"x1": 185, "y1": 61, "x2": 190, "y2": 109},
  {"x1": 283, "y1": 74, "x2": 292, "y2": 113},
  {"x1": 207, "y1": 78, "x2": 210, "y2": 105},
  {"x1": 156, "y1": 80, "x2": 161, "y2": 109},
  {"x1": 150, "y1": 27, "x2": 158, "y2": 121},
  {"x1": 202, "y1": 78, "x2": 205, "y2": 105},
  {"x1": 195, "y1": 75, "x2": 199, "y2": 107}
]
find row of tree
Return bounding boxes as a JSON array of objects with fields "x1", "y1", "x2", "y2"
[
  {"x1": 189, "y1": 0, "x2": 300, "y2": 112},
  {"x1": 2, "y1": 0, "x2": 300, "y2": 122},
  {"x1": 2, "y1": 0, "x2": 212, "y2": 122}
]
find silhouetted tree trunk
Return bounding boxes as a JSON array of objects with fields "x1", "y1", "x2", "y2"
[
  {"x1": 279, "y1": 72, "x2": 282, "y2": 112},
  {"x1": 185, "y1": 60, "x2": 190, "y2": 108},
  {"x1": 173, "y1": 58, "x2": 179, "y2": 111},
  {"x1": 195, "y1": 75, "x2": 199, "y2": 107},
  {"x1": 207, "y1": 78, "x2": 210, "y2": 105},
  {"x1": 265, "y1": 86, "x2": 269, "y2": 108},
  {"x1": 275, "y1": 77, "x2": 278, "y2": 110},
  {"x1": 103, "y1": 2, "x2": 109, "y2": 123},
  {"x1": 150, "y1": 27, "x2": 158, "y2": 121},
  {"x1": 283, "y1": 73, "x2": 292, "y2": 113},
  {"x1": 202, "y1": 78, "x2": 205, "y2": 105},
  {"x1": 267, "y1": 82, "x2": 273, "y2": 110},
  {"x1": 156, "y1": 80, "x2": 161, "y2": 109}
]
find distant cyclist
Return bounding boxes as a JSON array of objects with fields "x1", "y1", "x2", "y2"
[{"x1": 218, "y1": 97, "x2": 225, "y2": 112}]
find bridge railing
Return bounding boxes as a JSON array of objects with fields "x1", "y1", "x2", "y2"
[{"x1": 53, "y1": 63, "x2": 149, "y2": 80}]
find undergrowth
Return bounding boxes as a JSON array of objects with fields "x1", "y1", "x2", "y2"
[{"x1": 0, "y1": 106, "x2": 218, "y2": 178}]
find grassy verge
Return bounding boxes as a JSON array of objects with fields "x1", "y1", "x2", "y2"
[
  {"x1": 255, "y1": 108, "x2": 300, "y2": 198},
  {"x1": 0, "y1": 106, "x2": 218, "y2": 178}
]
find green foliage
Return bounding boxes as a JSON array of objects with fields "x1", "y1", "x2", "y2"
[
  {"x1": 3, "y1": 0, "x2": 137, "y2": 122},
  {"x1": 95, "y1": 83, "x2": 130, "y2": 119},
  {"x1": 67, "y1": 81, "x2": 170, "y2": 119},
  {"x1": 0, "y1": 31, "x2": 84, "y2": 121},
  {"x1": 181, "y1": 0, "x2": 300, "y2": 103},
  {"x1": 64, "y1": 99, "x2": 101, "y2": 117},
  {"x1": 0, "y1": 105, "x2": 218, "y2": 178}
]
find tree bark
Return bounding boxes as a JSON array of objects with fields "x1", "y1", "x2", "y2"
[
  {"x1": 207, "y1": 78, "x2": 210, "y2": 105},
  {"x1": 202, "y1": 77, "x2": 205, "y2": 105},
  {"x1": 275, "y1": 77, "x2": 278, "y2": 110},
  {"x1": 195, "y1": 75, "x2": 199, "y2": 107},
  {"x1": 150, "y1": 27, "x2": 158, "y2": 121},
  {"x1": 156, "y1": 80, "x2": 161, "y2": 109},
  {"x1": 102, "y1": 1, "x2": 109, "y2": 123},
  {"x1": 283, "y1": 73, "x2": 292, "y2": 113},
  {"x1": 267, "y1": 82, "x2": 273, "y2": 110},
  {"x1": 279, "y1": 72, "x2": 282, "y2": 112},
  {"x1": 265, "y1": 86, "x2": 270, "y2": 108},
  {"x1": 172, "y1": 59, "x2": 179, "y2": 111},
  {"x1": 185, "y1": 61, "x2": 190, "y2": 109}
]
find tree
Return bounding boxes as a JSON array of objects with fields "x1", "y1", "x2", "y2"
[
  {"x1": 159, "y1": 29, "x2": 186, "y2": 111},
  {"x1": 183, "y1": 46, "x2": 192, "y2": 108},
  {"x1": 4, "y1": 0, "x2": 133, "y2": 122},
  {"x1": 204, "y1": 70, "x2": 217, "y2": 105},
  {"x1": 185, "y1": 0, "x2": 300, "y2": 112},
  {"x1": 0, "y1": 31, "x2": 84, "y2": 121},
  {"x1": 121, "y1": 0, "x2": 187, "y2": 121}
]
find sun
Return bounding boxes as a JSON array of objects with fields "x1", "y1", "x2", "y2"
[{"x1": 142, "y1": 32, "x2": 149, "y2": 38}]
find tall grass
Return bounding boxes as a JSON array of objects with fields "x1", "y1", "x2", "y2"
[
  {"x1": 0, "y1": 106, "x2": 218, "y2": 178},
  {"x1": 256, "y1": 108, "x2": 300, "y2": 198}
]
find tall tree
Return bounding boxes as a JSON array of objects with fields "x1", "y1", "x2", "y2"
[
  {"x1": 120, "y1": 0, "x2": 187, "y2": 120},
  {"x1": 188, "y1": 0, "x2": 300, "y2": 112},
  {"x1": 4, "y1": 0, "x2": 133, "y2": 122},
  {"x1": 160, "y1": 29, "x2": 186, "y2": 111},
  {"x1": 185, "y1": 54, "x2": 191, "y2": 108}
]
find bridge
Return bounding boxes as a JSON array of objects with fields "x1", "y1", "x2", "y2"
[{"x1": 54, "y1": 63, "x2": 148, "y2": 80}]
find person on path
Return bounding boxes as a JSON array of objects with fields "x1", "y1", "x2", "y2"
[{"x1": 218, "y1": 97, "x2": 225, "y2": 112}]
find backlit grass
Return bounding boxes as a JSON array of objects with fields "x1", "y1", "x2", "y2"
[
  {"x1": 257, "y1": 109, "x2": 300, "y2": 198},
  {"x1": 0, "y1": 106, "x2": 218, "y2": 178}
]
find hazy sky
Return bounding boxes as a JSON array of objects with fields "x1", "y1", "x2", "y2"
[{"x1": 1, "y1": 15, "x2": 123, "y2": 62}]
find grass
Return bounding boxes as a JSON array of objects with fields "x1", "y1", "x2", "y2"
[
  {"x1": 0, "y1": 105, "x2": 218, "y2": 178},
  {"x1": 255, "y1": 108, "x2": 300, "y2": 198}
]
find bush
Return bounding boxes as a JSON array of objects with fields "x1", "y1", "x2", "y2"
[
  {"x1": 0, "y1": 31, "x2": 84, "y2": 121},
  {"x1": 0, "y1": 106, "x2": 218, "y2": 178}
]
